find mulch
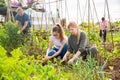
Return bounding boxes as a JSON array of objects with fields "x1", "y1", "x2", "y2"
[{"x1": 104, "y1": 57, "x2": 120, "y2": 80}]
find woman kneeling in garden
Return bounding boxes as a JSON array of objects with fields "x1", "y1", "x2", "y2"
[
  {"x1": 62, "y1": 21, "x2": 98, "y2": 65},
  {"x1": 45, "y1": 24, "x2": 68, "y2": 60}
]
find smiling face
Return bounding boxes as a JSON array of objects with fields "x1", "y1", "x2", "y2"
[
  {"x1": 53, "y1": 32, "x2": 60, "y2": 39},
  {"x1": 68, "y1": 27, "x2": 78, "y2": 36},
  {"x1": 67, "y1": 21, "x2": 78, "y2": 36}
]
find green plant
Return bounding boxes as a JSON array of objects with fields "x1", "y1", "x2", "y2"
[
  {"x1": 0, "y1": 21, "x2": 24, "y2": 52},
  {"x1": 71, "y1": 56, "x2": 105, "y2": 80},
  {"x1": 0, "y1": 0, "x2": 6, "y2": 7},
  {"x1": 32, "y1": 29, "x2": 50, "y2": 53},
  {"x1": 114, "y1": 21, "x2": 120, "y2": 27},
  {"x1": 0, "y1": 46, "x2": 62, "y2": 80},
  {"x1": 88, "y1": 32, "x2": 99, "y2": 43},
  {"x1": 0, "y1": 24, "x2": 4, "y2": 29}
]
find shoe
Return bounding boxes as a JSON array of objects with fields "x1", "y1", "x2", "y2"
[{"x1": 57, "y1": 56, "x2": 61, "y2": 60}]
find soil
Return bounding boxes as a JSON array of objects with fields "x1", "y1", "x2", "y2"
[
  {"x1": 101, "y1": 43, "x2": 120, "y2": 53},
  {"x1": 6, "y1": 51, "x2": 12, "y2": 57},
  {"x1": 104, "y1": 57, "x2": 120, "y2": 80},
  {"x1": 103, "y1": 43, "x2": 120, "y2": 80},
  {"x1": 116, "y1": 43, "x2": 120, "y2": 52}
]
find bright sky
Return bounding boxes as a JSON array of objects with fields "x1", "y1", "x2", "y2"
[
  {"x1": 45, "y1": 0, "x2": 120, "y2": 23},
  {"x1": 10, "y1": 0, "x2": 120, "y2": 23}
]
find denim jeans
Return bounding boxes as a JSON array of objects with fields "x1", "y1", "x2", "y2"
[
  {"x1": 100, "y1": 30, "x2": 106, "y2": 42},
  {"x1": 48, "y1": 44, "x2": 68, "y2": 58},
  {"x1": 81, "y1": 46, "x2": 98, "y2": 60}
]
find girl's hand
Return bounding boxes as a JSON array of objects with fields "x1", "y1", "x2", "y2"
[
  {"x1": 62, "y1": 55, "x2": 67, "y2": 62},
  {"x1": 45, "y1": 56, "x2": 52, "y2": 60},
  {"x1": 67, "y1": 58, "x2": 74, "y2": 65}
]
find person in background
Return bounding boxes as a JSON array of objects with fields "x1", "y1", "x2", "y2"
[
  {"x1": 99, "y1": 17, "x2": 107, "y2": 42},
  {"x1": 62, "y1": 21, "x2": 98, "y2": 65},
  {"x1": 15, "y1": 7, "x2": 32, "y2": 35},
  {"x1": 45, "y1": 24, "x2": 68, "y2": 60}
]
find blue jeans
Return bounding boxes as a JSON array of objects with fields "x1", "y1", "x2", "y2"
[
  {"x1": 80, "y1": 46, "x2": 98, "y2": 60},
  {"x1": 100, "y1": 30, "x2": 106, "y2": 42},
  {"x1": 48, "y1": 44, "x2": 68, "y2": 58}
]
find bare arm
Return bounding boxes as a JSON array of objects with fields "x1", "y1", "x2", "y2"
[
  {"x1": 71, "y1": 50, "x2": 81, "y2": 60},
  {"x1": 16, "y1": 20, "x2": 19, "y2": 24},
  {"x1": 62, "y1": 51, "x2": 70, "y2": 61},
  {"x1": 67, "y1": 50, "x2": 81, "y2": 65},
  {"x1": 46, "y1": 41, "x2": 53, "y2": 56},
  {"x1": 64, "y1": 51, "x2": 70, "y2": 57},
  {"x1": 21, "y1": 21, "x2": 29, "y2": 31}
]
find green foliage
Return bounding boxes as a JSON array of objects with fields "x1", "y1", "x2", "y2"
[
  {"x1": 0, "y1": 21, "x2": 24, "y2": 52},
  {"x1": 0, "y1": 24, "x2": 4, "y2": 29},
  {"x1": 114, "y1": 37, "x2": 120, "y2": 43},
  {"x1": 80, "y1": 22, "x2": 88, "y2": 28},
  {"x1": 100, "y1": 47, "x2": 120, "y2": 62},
  {"x1": 0, "y1": 45, "x2": 106, "y2": 80},
  {"x1": 0, "y1": 45, "x2": 6, "y2": 57},
  {"x1": 71, "y1": 56, "x2": 105, "y2": 80},
  {"x1": 0, "y1": 46, "x2": 60, "y2": 80},
  {"x1": 113, "y1": 32, "x2": 120, "y2": 43},
  {"x1": 0, "y1": 21, "x2": 120, "y2": 80},
  {"x1": 0, "y1": 0, "x2": 6, "y2": 7},
  {"x1": 32, "y1": 29, "x2": 50, "y2": 53},
  {"x1": 114, "y1": 21, "x2": 120, "y2": 27},
  {"x1": 88, "y1": 32, "x2": 99, "y2": 43},
  {"x1": 20, "y1": 29, "x2": 50, "y2": 59},
  {"x1": 79, "y1": 22, "x2": 99, "y2": 32}
]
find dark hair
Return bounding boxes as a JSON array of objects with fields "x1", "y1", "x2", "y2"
[
  {"x1": 102, "y1": 17, "x2": 105, "y2": 21},
  {"x1": 52, "y1": 24, "x2": 65, "y2": 42}
]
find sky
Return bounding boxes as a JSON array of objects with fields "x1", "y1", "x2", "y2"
[
  {"x1": 44, "y1": 0, "x2": 120, "y2": 23},
  {"x1": 9, "y1": 0, "x2": 120, "y2": 24}
]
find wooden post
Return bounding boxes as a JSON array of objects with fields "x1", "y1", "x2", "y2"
[
  {"x1": 88, "y1": 0, "x2": 90, "y2": 34},
  {"x1": 106, "y1": 0, "x2": 114, "y2": 50},
  {"x1": 6, "y1": 0, "x2": 15, "y2": 22}
]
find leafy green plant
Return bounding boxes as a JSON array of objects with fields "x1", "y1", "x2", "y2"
[
  {"x1": 0, "y1": 24, "x2": 4, "y2": 29},
  {"x1": 88, "y1": 32, "x2": 99, "y2": 43},
  {"x1": 31, "y1": 29, "x2": 50, "y2": 53},
  {"x1": 0, "y1": 21, "x2": 120, "y2": 80},
  {"x1": 0, "y1": 0, "x2": 6, "y2": 7},
  {"x1": 71, "y1": 56, "x2": 105, "y2": 80},
  {"x1": 114, "y1": 21, "x2": 120, "y2": 27},
  {"x1": 0, "y1": 46, "x2": 61, "y2": 80},
  {"x1": 0, "y1": 21, "x2": 24, "y2": 52}
]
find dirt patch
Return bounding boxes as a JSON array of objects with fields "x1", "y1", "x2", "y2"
[
  {"x1": 116, "y1": 43, "x2": 120, "y2": 52},
  {"x1": 101, "y1": 43, "x2": 120, "y2": 52},
  {"x1": 104, "y1": 57, "x2": 120, "y2": 80},
  {"x1": 100, "y1": 43, "x2": 114, "y2": 52}
]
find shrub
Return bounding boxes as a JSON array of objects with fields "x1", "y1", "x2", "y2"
[{"x1": 0, "y1": 21, "x2": 24, "y2": 52}]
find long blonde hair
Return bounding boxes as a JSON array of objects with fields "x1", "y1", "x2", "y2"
[
  {"x1": 67, "y1": 21, "x2": 80, "y2": 44},
  {"x1": 67, "y1": 21, "x2": 78, "y2": 29}
]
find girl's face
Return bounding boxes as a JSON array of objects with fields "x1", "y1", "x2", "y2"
[
  {"x1": 68, "y1": 27, "x2": 78, "y2": 36},
  {"x1": 53, "y1": 32, "x2": 60, "y2": 39}
]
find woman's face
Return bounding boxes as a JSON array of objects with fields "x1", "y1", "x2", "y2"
[
  {"x1": 53, "y1": 32, "x2": 60, "y2": 39},
  {"x1": 68, "y1": 27, "x2": 78, "y2": 36}
]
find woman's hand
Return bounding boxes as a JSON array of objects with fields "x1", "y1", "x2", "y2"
[
  {"x1": 62, "y1": 54, "x2": 67, "y2": 62},
  {"x1": 62, "y1": 51, "x2": 70, "y2": 62},
  {"x1": 45, "y1": 56, "x2": 52, "y2": 60},
  {"x1": 67, "y1": 58, "x2": 74, "y2": 65}
]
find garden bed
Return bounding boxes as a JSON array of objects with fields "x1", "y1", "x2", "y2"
[{"x1": 104, "y1": 57, "x2": 120, "y2": 80}]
